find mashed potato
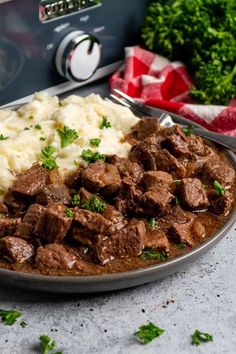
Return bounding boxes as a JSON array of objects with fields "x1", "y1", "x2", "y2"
[{"x1": 0, "y1": 92, "x2": 138, "y2": 199}]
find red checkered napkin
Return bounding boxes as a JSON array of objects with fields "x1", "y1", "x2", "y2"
[{"x1": 110, "y1": 46, "x2": 236, "y2": 137}]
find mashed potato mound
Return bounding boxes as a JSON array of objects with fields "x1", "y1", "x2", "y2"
[{"x1": 0, "y1": 92, "x2": 138, "y2": 199}]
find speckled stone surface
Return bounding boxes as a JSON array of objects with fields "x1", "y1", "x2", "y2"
[{"x1": 0, "y1": 81, "x2": 235, "y2": 354}]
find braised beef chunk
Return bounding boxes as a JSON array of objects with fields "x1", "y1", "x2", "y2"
[
  {"x1": 4, "y1": 192, "x2": 27, "y2": 216},
  {"x1": 115, "y1": 179, "x2": 143, "y2": 214},
  {"x1": 156, "y1": 206, "x2": 194, "y2": 231},
  {"x1": 129, "y1": 135, "x2": 161, "y2": 168},
  {"x1": 35, "y1": 244, "x2": 76, "y2": 271},
  {"x1": 0, "y1": 202, "x2": 8, "y2": 215},
  {"x1": 144, "y1": 230, "x2": 170, "y2": 253},
  {"x1": 36, "y1": 184, "x2": 71, "y2": 205},
  {"x1": 153, "y1": 149, "x2": 186, "y2": 178},
  {"x1": 0, "y1": 236, "x2": 34, "y2": 263},
  {"x1": 0, "y1": 217, "x2": 21, "y2": 238},
  {"x1": 94, "y1": 220, "x2": 145, "y2": 265},
  {"x1": 209, "y1": 191, "x2": 233, "y2": 216},
  {"x1": 141, "y1": 189, "x2": 174, "y2": 216},
  {"x1": 11, "y1": 163, "x2": 49, "y2": 198},
  {"x1": 101, "y1": 205, "x2": 127, "y2": 233},
  {"x1": 106, "y1": 155, "x2": 144, "y2": 183},
  {"x1": 161, "y1": 134, "x2": 189, "y2": 157},
  {"x1": 81, "y1": 161, "x2": 121, "y2": 197},
  {"x1": 204, "y1": 158, "x2": 235, "y2": 186},
  {"x1": 34, "y1": 204, "x2": 72, "y2": 243},
  {"x1": 73, "y1": 209, "x2": 112, "y2": 234},
  {"x1": 64, "y1": 167, "x2": 83, "y2": 189},
  {"x1": 127, "y1": 117, "x2": 161, "y2": 143},
  {"x1": 169, "y1": 219, "x2": 205, "y2": 247},
  {"x1": 143, "y1": 171, "x2": 173, "y2": 191},
  {"x1": 15, "y1": 204, "x2": 46, "y2": 240},
  {"x1": 179, "y1": 178, "x2": 209, "y2": 210}
]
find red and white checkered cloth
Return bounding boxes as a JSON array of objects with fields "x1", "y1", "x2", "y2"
[{"x1": 110, "y1": 46, "x2": 236, "y2": 137}]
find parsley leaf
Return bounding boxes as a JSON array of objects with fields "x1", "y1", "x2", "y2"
[
  {"x1": 41, "y1": 145, "x2": 56, "y2": 158},
  {"x1": 213, "y1": 180, "x2": 225, "y2": 196},
  {"x1": 134, "y1": 322, "x2": 165, "y2": 344},
  {"x1": 182, "y1": 125, "x2": 193, "y2": 136},
  {"x1": 90, "y1": 138, "x2": 101, "y2": 147},
  {"x1": 140, "y1": 249, "x2": 168, "y2": 261},
  {"x1": 40, "y1": 137, "x2": 46, "y2": 141},
  {"x1": 35, "y1": 124, "x2": 42, "y2": 130},
  {"x1": 20, "y1": 320, "x2": 27, "y2": 328},
  {"x1": 177, "y1": 243, "x2": 186, "y2": 250},
  {"x1": 82, "y1": 195, "x2": 106, "y2": 213},
  {"x1": 39, "y1": 335, "x2": 62, "y2": 354},
  {"x1": 72, "y1": 194, "x2": 80, "y2": 206},
  {"x1": 175, "y1": 180, "x2": 182, "y2": 186},
  {"x1": 0, "y1": 134, "x2": 9, "y2": 140},
  {"x1": 99, "y1": 116, "x2": 111, "y2": 129},
  {"x1": 65, "y1": 208, "x2": 74, "y2": 218},
  {"x1": 147, "y1": 217, "x2": 156, "y2": 230},
  {"x1": 57, "y1": 126, "x2": 79, "y2": 148},
  {"x1": 0, "y1": 309, "x2": 22, "y2": 325},
  {"x1": 191, "y1": 329, "x2": 213, "y2": 346},
  {"x1": 41, "y1": 145, "x2": 57, "y2": 170},
  {"x1": 81, "y1": 149, "x2": 105, "y2": 163},
  {"x1": 29, "y1": 115, "x2": 34, "y2": 120}
]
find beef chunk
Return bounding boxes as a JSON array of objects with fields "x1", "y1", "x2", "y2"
[
  {"x1": 144, "y1": 230, "x2": 170, "y2": 253},
  {"x1": 34, "y1": 204, "x2": 72, "y2": 243},
  {"x1": 94, "y1": 220, "x2": 145, "y2": 265},
  {"x1": 73, "y1": 209, "x2": 112, "y2": 234},
  {"x1": 127, "y1": 117, "x2": 161, "y2": 143},
  {"x1": 188, "y1": 135, "x2": 209, "y2": 156},
  {"x1": 35, "y1": 244, "x2": 76, "y2": 271},
  {"x1": 115, "y1": 179, "x2": 143, "y2": 214},
  {"x1": 106, "y1": 155, "x2": 144, "y2": 183},
  {"x1": 64, "y1": 167, "x2": 83, "y2": 189},
  {"x1": 203, "y1": 158, "x2": 235, "y2": 186},
  {"x1": 179, "y1": 178, "x2": 209, "y2": 210},
  {"x1": 161, "y1": 134, "x2": 190, "y2": 157},
  {"x1": 81, "y1": 161, "x2": 121, "y2": 197},
  {"x1": 156, "y1": 206, "x2": 195, "y2": 231},
  {"x1": 0, "y1": 217, "x2": 21, "y2": 238},
  {"x1": 11, "y1": 163, "x2": 49, "y2": 198},
  {"x1": 71, "y1": 228, "x2": 106, "y2": 247},
  {"x1": 101, "y1": 205, "x2": 127, "y2": 233},
  {"x1": 140, "y1": 189, "x2": 174, "y2": 216},
  {"x1": 143, "y1": 171, "x2": 173, "y2": 191},
  {"x1": 36, "y1": 184, "x2": 71, "y2": 205},
  {"x1": 158, "y1": 124, "x2": 188, "y2": 141},
  {"x1": 0, "y1": 202, "x2": 8, "y2": 215},
  {"x1": 169, "y1": 219, "x2": 205, "y2": 247},
  {"x1": 78, "y1": 187, "x2": 92, "y2": 204},
  {"x1": 153, "y1": 149, "x2": 186, "y2": 178},
  {"x1": 209, "y1": 191, "x2": 234, "y2": 216},
  {"x1": 15, "y1": 204, "x2": 46, "y2": 240},
  {"x1": 0, "y1": 236, "x2": 34, "y2": 263},
  {"x1": 4, "y1": 192, "x2": 27, "y2": 216}
]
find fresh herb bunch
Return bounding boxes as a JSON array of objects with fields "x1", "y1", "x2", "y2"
[{"x1": 142, "y1": 0, "x2": 236, "y2": 105}]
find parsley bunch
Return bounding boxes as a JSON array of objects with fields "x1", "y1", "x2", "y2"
[{"x1": 142, "y1": 0, "x2": 236, "y2": 105}]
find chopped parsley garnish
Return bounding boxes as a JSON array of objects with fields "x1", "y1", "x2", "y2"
[
  {"x1": 0, "y1": 134, "x2": 9, "y2": 140},
  {"x1": 65, "y1": 208, "x2": 74, "y2": 218},
  {"x1": 29, "y1": 115, "x2": 34, "y2": 120},
  {"x1": 57, "y1": 125, "x2": 79, "y2": 148},
  {"x1": 24, "y1": 126, "x2": 31, "y2": 131},
  {"x1": 177, "y1": 243, "x2": 186, "y2": 250},
  {"x1": 82, "y1": 195, "x2": 106, "y2": 213},
  {"x1": 213, "y1": 180, "x2": 225, "y2": 196},
  {"x1": 90, "y1": 138, "x2": 101, "y2": 147},
  {"x1": 39, "y1": 335, "x2": 62, "y2": 354},
  {"x1": 72, "y1": 194, "x2": 80, "y2": 206},
  {"x1": 20, "y1": 320, "x2": 28, "y2": 328},
  {"x1": 147, "y1": 217, "x2": 156, "y2": 230},
  {"x1": 41, "y1": 145, "x2": 57, "y2": 170},
  {"x1": 35, "y1": 124, "x2": 42, "y2": 130},
  {"x1": 175, "y1": 195, "x2": 180, "y2": 205},
  {"x1": 40, "y1": 137, "x2": 46, "y2": 141},
  {"x1": 134, "y1": 322, "x2": 165, "y2": 344},
  {"x1": 81, "y1": 149, "x2": 105, "y2": 163},
  {"x1": 191, "y1": 329, "x2": 213, "y2": 346},
  {"x1": 58, "y1": 101, "x2": 63, "y2": 107},
  {"x1": 140, "y1": 249, "x2": 168, "y2": 261},
  {"x1": 74, "y1": 160, "x2": 80, "y2": 167},
  {"x1": 182, "y1": 125, "x2": 193, "y2": 136},
  {"x1": 0, "y1": 309, "x2": 22, "y2": 325},
  {"x1": 99, "y1": 116, "x2": 111, "y2": 129},
  {"x1": 175, "y1": 180, "x2": 182, "y2": 186}
]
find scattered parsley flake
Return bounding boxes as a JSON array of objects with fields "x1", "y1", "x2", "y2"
[
  {"x1": 134, "y1": 322, "x2": 165, "y2": 344},
  {"x1": 0, "y1": 309, "x2": 22, "y2": 325},
  {"x1": 182, "y1": 125, "x2": 193, "y2": 136},
  {"x1": 147, "y1": 217, "x2": 156, "y2": 230},
  {"x1": 24, "y1": 126, "x2": 31, "y2": 131},
  {"x1": 99, "y1": 116, "x2": 111, "y2": 129},
  {"x1": 39, "y1": 335, "x2": 62, "y2": 354},
  {"x1": 41, "y1": 145, "x2": 57, "y2": 170},
  {"x1": 20, "y1": 320, "x2": 27, "y2": 328},
  {"x1": 191, "y1": 329, "x2": 213, "y2": 346},
  {"x1": 65, "y1": 208, "x2": 74, "y2": 218},
  {"x1": 82, "y1": 195, "x2": 106, "y2": 213},
  {"x1": 81, "y1": 149, "x2": 105, "y2": 163},
  {"x1": 175, "y1": 180, "x2": 182, "y2": 186},
  {"x1": 74, "y1": 160, "x2": 80, "y2": 167},
  {"x1": 58, "y1": 101, "x2": 63, "y2": 107},
  {"x1": 175, "y1": 195, "x2": 180, "y2": 205},
  {"x1": 35, "y1": 124, "x2": 42, "y2": 130},
  {"x1": 140, "y1": 249, "x2": 168, "y2": 261},
  {"x1": 40, "y1": 137, "x2": 46, "y2": 141},
  {"x1": 29, "y1": 115, "x2": 34, "y2": 120},
  {"x1": 72, "y1": 194, "x2": 80, "y2": 206},
  {"x1": 213, "y1": 180, "x2": 225, "y2": 196},
  {"x1": 90, "y1": 138, "x2": 101, "y2": 147},
  {"x1": 177, "y1": 243, "x2": 186, "y2": 250},
  {"x1": 57, "y1": 125, "x2": 79, "y2": 148},
  {"x1": 0, "y1": 134, "x2": 9, "y2": 140}
]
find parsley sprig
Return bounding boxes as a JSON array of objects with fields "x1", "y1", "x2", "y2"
[
  {"x1": 213, "y1": 180, "x2": 225, "y2": 196},
  {"x1": 65, "y1": 208, "x2": 74, "y2": 218},
  {"x1": 0, "y1": 134, "x2": 9, "y2": 141},
  {"x1": 134, "y1": 323, "x2": 165, "y2": 344},
  {"x1": 182, "y1": 125, "x2": 193, "y2": 136},
  {"x1": 39, "y1": 335, "x2": 62, "y2": 354},
  {"x1": 41, "y1": 145, "x2": 58, "y2": 170},
  {"x1": 99, "y1": 116, "x2": 111, "y2": 129},
  {"x1": 0, "y1": 309, "x2": 22, "y2": 325},
  {"x1": 140, "y1": 249, "x2": 168, "y2": 261},
  {"x1": 147, "y1": 217, "x2": 156, "y2": 230},
  {"x1": 57, "y1": 125, "x2": 79, "y2": 148},
  {"x1": 191, "y1": 329, "x2": 213, "y2": 346},
  {"x1": 81, "y1": 149, "x2": 105, "y2": 163},
  {"x1": 90, "y1": 138, "x2": 101, "y2": 147},
  {"x1": 72, "y1": 194, "x2": 80, "y2": 206},
  {"x1": 82, "y1": 195, "x2": 106, "y2": 213}
]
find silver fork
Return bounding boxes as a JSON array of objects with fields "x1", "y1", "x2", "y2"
[{"x1": 110, "y1": 89, "x2": 236, "y2": 152}]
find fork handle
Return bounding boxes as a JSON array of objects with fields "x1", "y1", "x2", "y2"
[{"x1": 193, "y1": 128, "x2": 236, "y2": 152}]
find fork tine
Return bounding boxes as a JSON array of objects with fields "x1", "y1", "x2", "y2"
[
  {"x1": 109, "y1": 93, "x2": 131, "y2": 108},
  {"x1": 112, "y1": 89, "x2": 136, "y2": 104}
]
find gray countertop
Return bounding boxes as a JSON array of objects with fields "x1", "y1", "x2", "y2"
[{"x1": 0, "y1": 81, "x2": 236, "y2": 354}]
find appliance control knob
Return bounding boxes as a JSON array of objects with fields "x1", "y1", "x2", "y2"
[{"x1": 55, "y1": 31, "x2": 101, "y2": 81}]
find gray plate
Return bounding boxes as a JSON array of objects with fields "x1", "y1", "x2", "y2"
[{"x1": 0, "y1": 113, "x2": 235, "y2": 293}]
